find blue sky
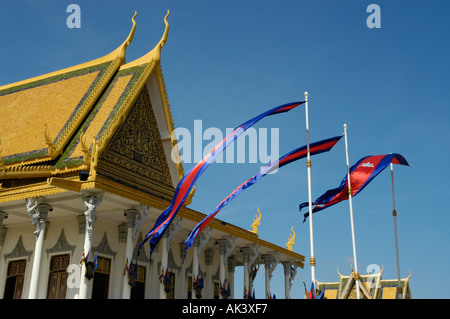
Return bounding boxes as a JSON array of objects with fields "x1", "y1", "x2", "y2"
[{"x1": 1, "y1": 1, "x2": 449, "y2": 299}]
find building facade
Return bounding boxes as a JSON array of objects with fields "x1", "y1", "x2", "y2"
[{"x1": 0, "y1": 12, "x2": 304, "y2": 299}]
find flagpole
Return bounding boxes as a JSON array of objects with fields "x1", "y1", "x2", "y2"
[
  {"x1": 304, "y1": 91, "x2": 316, "y2": 289},
  {"x1": 343, "y1": 124, "x2": 360, "y2": 299},
  {"x1": 391, "y1": 163, "x2": 402, "y2": 295}
]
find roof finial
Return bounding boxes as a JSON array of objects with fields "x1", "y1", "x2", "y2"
[
  {"x1": 250, "y1": 207, "x2": 262, "y2": 235},
  {"x1": 286, "y1": 226, "x2": 295, "y2": 251},
  {"x1": 116, "y1": 11, "x2": 137, "y2": 63},
  {"x1": 158, "y1": 10, "x2": 170, "y2": 49}
]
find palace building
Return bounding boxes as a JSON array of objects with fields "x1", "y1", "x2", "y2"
[
  {"x1": 316, "y1": 268, "x2": 412, "y2": 299},
  {"x1": 0, "y1": 12, "x2": 304, "y2": 299}
]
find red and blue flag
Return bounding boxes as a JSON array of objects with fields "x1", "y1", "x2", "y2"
[
  {"x1": 300, "y1": 153, "x2": 410, "y2": 222},
  {"x1": 138, "y1": 101, "x2": 305, "y2": 257},
  {"x1": 183, "y1": 135, "x2": 343, "y2": 253}
]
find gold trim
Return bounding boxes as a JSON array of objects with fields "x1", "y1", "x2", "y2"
[
  {"x1": 310, "y1": 256, "x2": 316, "y2": 266},
  {"x1": 47, "y1": 177, "x2": 83, "y2": 193},
  {"x1": 0, "y1": 164, "x2": 52, "y2": 179}
]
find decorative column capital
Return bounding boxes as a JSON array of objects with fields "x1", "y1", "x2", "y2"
[
  {"x1": 241, "y1": 247, "x2": 251, "y2": 262},
  {"x1": 282, "y1": 261, "x2": 292, "y2": 276},
  {"x1": 262, "y1": 254, "x2": 273, "y2": 268},
  {"x1": 26, "y1": 198, "x2": 52, "y2": 238},
  {"x1": 124, "y1": 209, "x2": 139, "y2": 228},
  {"x1": 217, "y1": 239, "x2": 228, "y2": 255}
]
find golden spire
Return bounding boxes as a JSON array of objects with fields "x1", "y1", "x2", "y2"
[
  {"x1": 123, "y1": 10, "x2": 170, "y2": 68},
  {"x1": 250, "y1": 207, "x2": 262, "y2": 235},
  {"x1": 114, "y1": 11, "x2": 137, "y2": 63},
  {"x1": 158, "y1": 10, "x2": 170, "y2": 50},
  {"x1": 286, "y1": 227, "x2": 295, "y2": 251}
]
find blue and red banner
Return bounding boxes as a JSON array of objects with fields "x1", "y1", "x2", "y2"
[
  {"x1": 300, "y1": 153, "x2": 410, "y2": 221},
  {"x1": 138, "y1": 101, "x2": 305, "y2": 257},
  {"x1": 183, "y1": 135, "x2": 343, "y2": 253}
]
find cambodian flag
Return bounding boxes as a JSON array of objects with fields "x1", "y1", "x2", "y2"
[
  {"x1": 138, "y1": 101, "x2": 305, "y2": 257},
  {"x1": 300, "y1": 153, "x2": 410, "y2": 222},
  {"x1": 183, "y1": 135, "x2": 343, "y2": 253}
]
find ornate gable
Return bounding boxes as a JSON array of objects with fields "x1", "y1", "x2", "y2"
[{"x1": 97, "y1": 86, "x2": 175, "y2": 201}]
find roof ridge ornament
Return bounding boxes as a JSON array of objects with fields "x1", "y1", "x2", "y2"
[
  {"x1": 115, "y1": 11, "x2": 137, "y2": 63},
  {"x1": 286, "y1": 226, "x2": 295, "y2": 251},
  {"x1": 44, "y1": 124, "x2": 59, "y2": 158},
  {"x1": 158, "y1": 10, "x2": 170, "y2": 51},
  {"x1": 122, "y1": 10, "x2": 170, "y2": 67}
]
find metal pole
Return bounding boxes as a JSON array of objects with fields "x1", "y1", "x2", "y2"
[
  {"x1": 343, "y1": 124, "x2": 360, "y2": 299},
  {"x1": 305, "y1": 91, "x2": 316, "y2": 289},
  {"x1": 391, "y1": 163, "x2": 402, "y2": 295}
]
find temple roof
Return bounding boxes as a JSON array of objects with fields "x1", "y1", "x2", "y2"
[
  {"x1": 0, "y1": 12, "x2": 137, "y2": 167},
  {"x1": 316, "y1": 268, "x2": 412, "y2": 299},
  {"x1": 0, "y1": 11, "x2": 183, "y2": 188}
]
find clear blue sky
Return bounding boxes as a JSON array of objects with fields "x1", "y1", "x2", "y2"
[{"x1": 1, "y1": 1, "x2": 449, "y2": 299}]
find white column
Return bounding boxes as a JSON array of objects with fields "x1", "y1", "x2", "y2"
[
  {"x1": 117, "y1": 223, "x2": 127, "y2": 297},
  {"x1": 262, "y1": 255, "x2": 272, "y2": 299},
  {"x1": 79, "y1": 194, "x2": 102, "y2": 299},
  {"x1": 192, "y1": 237, "x2": 199, "y2": 295},
  {"x1": 26, "y1": 199, "x2": 52, "y2": 299},
  {"x1": 122, "y1": 209, "x2": 138, "y2": 299},
  {"x1": 204, "y1": 249, "x2": 214, "y2": 298},
  {"x1": 282, "y1": 261, "x2": 291, "y2": 299},
  {"x1": 241, "y1": 247, "x2": 250, "y2": 298},
  {"x1": 179, "y1": 243, "x2": 187, "y2": 299},
  {"x1": 159, "y1": 236, "x2": 168, "y2": 299},
  {"x1": 192, "y1": 227, "x2": 210, "y2": 299},
  {"x1": 158, "y1": 217, "x2": 182, "y2": 299},
  {"x1": 217, "y1": 239, "x2": 227, "y2": 299},
  {"x1": 227, "y1": 256, "x2": 236, "y2": 299}
]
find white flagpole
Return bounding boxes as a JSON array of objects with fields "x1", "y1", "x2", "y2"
[
  {"x1": 304, "y1": 91, "x2": 316, "y2": 289},
  {"x1": 390, "y1": 163, "x2": 402, "y2": 295},
  {"x1": 343, "y1": 124, "x2": 361, "y2": 299}
]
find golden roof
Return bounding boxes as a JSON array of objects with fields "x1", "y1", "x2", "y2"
[
  {"x1": 0, "y1": 11, "x2": 183, "y2": 186},
  {"x1": 0, "y1": 13, "x2": 137, "y2": 167}
]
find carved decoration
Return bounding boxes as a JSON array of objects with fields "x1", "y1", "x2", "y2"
[
  {"x1": 98, "y1": 87, "x2": 174, "y2": 199},
  {"x1": 250, "y1": 208, "x2": 261, "y2": 235},
  {"x1": 46, "y1": 228, "x2": 76, "y2": 257},
  {"x1": 4, "y1": 235, "x2": 33, "y2": 261},
  {"x1": 286, "y1": 227, "x2": 295, "y2": 251},
  {"x1": 92, "y1": 232, "x2": 117, "y2": 260}
]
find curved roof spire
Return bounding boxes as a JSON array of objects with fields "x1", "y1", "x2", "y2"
[
  {"x1": 112, "y1": 11, "x2": 137, "y2": 63},
  {"x1": 124, "y1": 10, "x2": 170, "y2": 68},
  {"x1": 158, "y1": 10, "x2": 170, "y2": 50}
]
